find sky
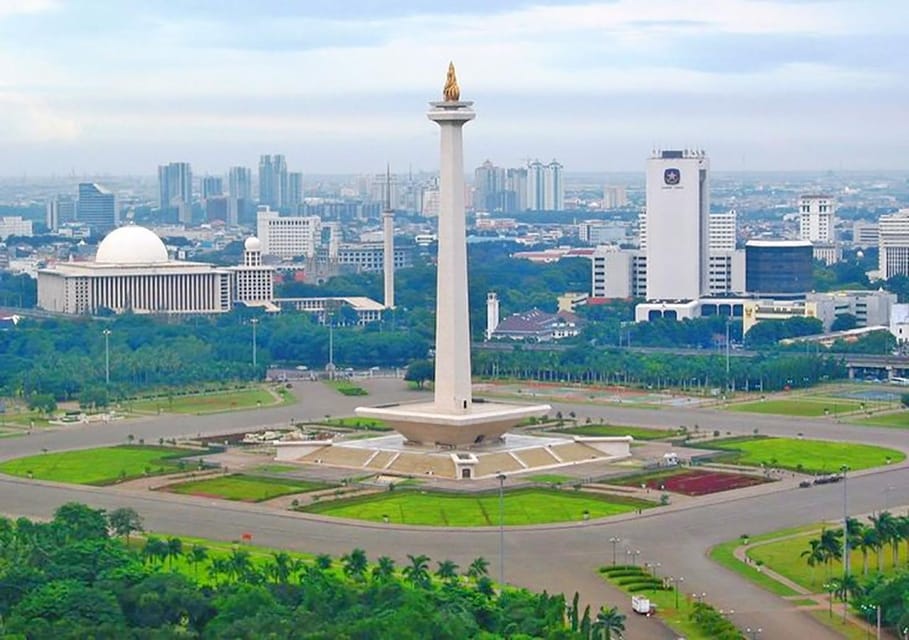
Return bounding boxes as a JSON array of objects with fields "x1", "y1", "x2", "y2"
[{"x1": 1, "y1": 0, "x2": 907, "y2": 176}]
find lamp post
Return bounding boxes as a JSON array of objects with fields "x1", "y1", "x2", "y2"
[
  {"x1": 725, "y1": 318, "x2": 731, "y2": 392},
  {"x1": 497, "y1": 472, "x2": 506, "y2": 585},
  {"x1": 627, "y1": 549, "x2": 640, "y2": 566},
  {"x1": 669, "y1": 576, "x2": 683, "y2": 609},
  {"x1": 746, "y1": 627, "x2": 762, "y2": 640},
  {"x1": 102, "y1": 329, "x2": 111, "y2": 385},
  {"x1": 250, "y1": 318, "x2": 258, "y2": 370},
  {"x1": 841, "y1": 465, "x2": 849, "y2": 577},
  {"x1": 609, "y1": 536, "x2": 621, "y2": 566}
]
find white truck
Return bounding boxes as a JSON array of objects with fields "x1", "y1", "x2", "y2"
[{"x1": 631, "y1": 595, "x2": 652, "y2": 615}]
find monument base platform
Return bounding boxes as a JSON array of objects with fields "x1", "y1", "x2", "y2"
[{"x1": 355, "y1": 400, "x2": 551, "y2": 448}]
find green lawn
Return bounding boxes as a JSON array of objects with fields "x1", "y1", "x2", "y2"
[
  {"x1": 852, "y1": 411, "x2": 909, "y2": 428},
  {"x1": 728, "y1": 398, "x2": 864, "y2": 417},
  {"x1": 323, "y1": 380, "x2": 368, "y2": 396},
  {"x1": 130, "y1": 387, "x2": 288, "y2": 414},
  {"x1": 556, "y1": 424, "x2": 678, "y2": 440},
  {"x1": 166, "y1": 474, "x2": 330, "y2": 502},
  {"x1": 707, "y1": 436, "x2": 904, "y2": 473},
  {"x1": 527, "y1": 474, "x2": 575, "y2": 484},
  {"x1": 0, "y1": 445, "x2": 195, "y2": 485},
  {"x1": 302, "y1": 488, "x2": 652, "y2": 526}
]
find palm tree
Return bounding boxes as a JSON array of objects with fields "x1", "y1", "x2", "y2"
[
  {"x1": 142, "y1": 536, "x2": 168, "y2": 566},
  {"x1": 165, "y1": 537, "x2": 183, "y2": 569},
  {"x1": 831, "y1": 573, "x2": 863, "y2": 622},
  {"x1": 435, "y1": 559, "x2": 459, "y2": 584},
  {"x1": 801, "y1": 538, "x2": 826, "y2": 585},
  {"x1": 402, "y1": 554, "x2": 431, "y2": 588},
  {"x1": 228, "y1": 548, "x2": 253, "y2": 583},
  {"x1": 593, "y1": 605, "x2": 626, "y2": 640},
  {"x1": 466, "y1": 557, "x2": 489, "y2": 581},
  {"x1": 208, "y1": 557, "x2": 231, "y2": 585},
  {"x1": 819, "y1": 528, "x2": 843, "y2": 577},
  {"x1": 870, "y1": 511, "x2": 899, "y2": 570},
  {"x1": 371, "y1": 556, "x2": 396, "y2": 582},
  {"x1": 188, "y1": 544, "x2": 208, "y2": 580},
  {"x1": 856, "y1": 526, "x2": 880, "y2": 576},
  {"x1": 314, "y1": 553, "x2": 333, "y2": 571},
  {"x1": 268, "y1": 551, "x2": 292, "y2": 584},
  {"x1": 341, "y1": 548, "x2": 368, "y2": 582}
]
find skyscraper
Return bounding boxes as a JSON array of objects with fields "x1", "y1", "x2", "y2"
[
  {"x1": 201, "y1": 176, "x2": 223, "y2": 199},
  {"x1": 287, "y1": 172, "x2": 304, "y2": 210},
  {"x1": 474, "y1": 160, "x2": 505, "y2": 212},
  {"x1": 158, "y1": 162, "x2": 193, "y2": 224},
  {"x1": 879, "y1": 209, "x2": 909, "y2": 279},
  {"x1": 46, "y1": 194, "x2": 77, "y2": 231},
  {"x1": 799, "y1": 194, "x2": 840, "y2": 265},
  {"x1": 525, "y1": 159, "x2": 564, "y2": 211},
  {"x1": 77, "y1": 183, "x2": 117, "y2": 234},
  {"x1": 258, "y1": 154, "x2": 288, "y2": 209},
  {"x1": 228, "y1": 166, "x2": 253, "y2": 226},
  {"x1": 644, "y1": 149, "x2": 709, "y2": 301}
]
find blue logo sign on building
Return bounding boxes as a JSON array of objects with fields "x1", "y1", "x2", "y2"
[{"x1": 664, "y1": 168, "x2": 681, "y2": 186}]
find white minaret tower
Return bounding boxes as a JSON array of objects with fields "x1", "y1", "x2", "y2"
[
  {"x1": 486, "y1": 292, "x2": 499, "y2": 340},
  {"x1": 426, "y1": 62, "x2": 475, "y2": 414},
  {"x1": 383, "y1": 164, "x2": 395, "y2": 309}
]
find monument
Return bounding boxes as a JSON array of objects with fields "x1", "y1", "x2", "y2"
[{"x1": 356, "y1": 64, "x2": 550, "y2": 447}]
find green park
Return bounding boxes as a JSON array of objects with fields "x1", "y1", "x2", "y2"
[
  {"x1": 165, "y1": 474, "x2": 330, "y2": 502},
  {"x1": 302, "y1": 488, "x2": 653, "y2": 526},
  {"x1": 703, "y1": 436, "x2": 904, "y2": 473},
  {"x1": 728, "y1": 397, "x2": 868, "y2": 417},
  {"x1": 0, "y1": 445, "x2": 198, "y2": 485},
  {"x1": 129, "y1": 386, "x2": 290, "y2": 414}
]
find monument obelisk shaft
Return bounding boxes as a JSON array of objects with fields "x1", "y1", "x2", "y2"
[
  {"x1": 427, "y1": 63, "x2": 475, "y2": 415},
  {"x1": 382, "y1": 165, "x2": 395, "y2": 309}
]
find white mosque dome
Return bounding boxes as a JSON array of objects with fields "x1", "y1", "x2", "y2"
[
  {"x1": 95, "y1": 225, "x2": 169, "y2": 265},
  {"x1": 244, "y1": 236, "x2": 262, "y2": 252}
]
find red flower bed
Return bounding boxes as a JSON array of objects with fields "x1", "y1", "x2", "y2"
[{"x1": 644, "y1": 470, "x2": 770, "y2": 496}]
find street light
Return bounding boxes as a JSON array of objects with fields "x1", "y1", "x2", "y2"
[
  {"x1": 860, "y1": 604, "x2": 881, "y2": 640},
  {"x1": 668, "y1": 576, "x2": 683, "y2": 609},
  {"x1": 250, "y1": 318, "x2": 259, "y2": 370},
  {"x1": 497, "y1": 472, "x2": 506, "y2": 585},
  {"x1": 841, "y1": 465, "x2": 849, "y2": 577},
  {"x1": 102, "y1": 329, "x2": 112, "y2": 385},
  {"x1": 746, "y1": 627, "x2": 762, "y2": 640},
  {"x1": 608, "y1": 536, "x2": 621, "y2": 566}
]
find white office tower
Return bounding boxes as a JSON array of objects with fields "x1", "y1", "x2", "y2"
[
  {"x1": 486, "y1": 292, "x2": 500, "y2": 340},
  {"x1": 526, "y1": 159, "x2": 565, "y2": 211},
  {"x1": 709, "y1": 209, "x2": 737, "y2": 252},
  {"x1": 256, "y1": 207, "x2": 321, "y2": 260},
  {"x1": 879, "y1": 209, "x2": 909, "y2": 279},
  {"x1": 46, "y1": 194, "x2": 76, "y2": 231},
  {"x1": 799, "y1": 194, "x2": 840, "y2": 264},
  {"x1": 644, "y1": 149, "x2": 709, "y2": 301}
]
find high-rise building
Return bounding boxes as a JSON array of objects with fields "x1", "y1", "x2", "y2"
[
  {"x1": 46, "y1": 194, "x2": 77, "y2": 231},
  {"x1": 505, "y1": 167, "x2": 528, "y2": 212},
  {"x1": 602, "y1": 186, "x2": 628, "y2": 209},
  {"x1": 370, "y1": 172, "x2": 398, "y2": 208},
  {"x1": 77, "y1": 183, "x2": 117, "y2": 234},
  {"x1": 852, "y1": 221, "x2": 879, "y2": 248},
  {"x1": 228, "y1": 166, "x2": 253, "y2": 200},
  {"x1": 287, "y1": 172, "x2": 304, "y2": 209},
  {"x1": 201, "y1": 176, "x2": 223, "y2": 199},
  {"x1": 525, "y1": 159, "x2": 564, "y2": 211},
  {"x1": 799, "y1": 194, "x2": 840, "y2": 265},
  {"x1": 256, "y1": 206, "x2": 321, "y2": 259},
  {"x1": 644, "y1": 149, "x2": 709, "y2": 301},
  {"x1": 474, "y1": 160, "x2": 506, "y2": 212},
  {"x1": 158, "y1": 162, "x2": 193, "y2": 224},
  {"x1": 258, "y1": 154, "x2": 288, "y2": 209},
  {"x1": 745, "y1": 240, "x2": 813, "y2": 297},
  {"x1": 709, "y1": 210, "x2": 737, "y2": 252},
  {"x1": 879, "y1": 209, "x2": 909, "y2": 279}
]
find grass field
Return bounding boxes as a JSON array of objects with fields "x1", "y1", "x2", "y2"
[
  {"x1": 302, "y1": 488, "x2": 652, "y2": 526},
  {"x1": 166, "y1": 474, "x2": 330, "y2": 502},
  {"x1": 728, "y1": 398, "x2": 864, "y2": 417},
  {"x1": 0, "y1": 445, "x2": 195, "y2": 485},
  {"x1": 527, "y1": 474, "x2": 575, "y2": 484},
  {"x1": 131, "y1": 387, "x2": 287, "y2": 414},
  {"x1": 556, "y1": 424, "x2": 678, "y2": 440},
  {"x1": 706, "y1": 436, "x2": 904, "y2": 473},
  {"x1": 853, "y1": 411, "x2": 909, "y2": 428},
  {"x1": 323, "y1": 380, "x2": 368, "y2": 396}
]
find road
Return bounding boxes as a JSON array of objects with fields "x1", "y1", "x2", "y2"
[{"x1": 1, "y1": 379, "x2": 906, "y2": 639}]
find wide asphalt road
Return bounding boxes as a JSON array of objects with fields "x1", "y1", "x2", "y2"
[{"x1": 1, "y1": 379, "x2": 906, "y2": 639}]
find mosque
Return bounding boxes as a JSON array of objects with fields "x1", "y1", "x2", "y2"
[{"x1": 36, "y1": 224, "x2": 275, "y2": 315}]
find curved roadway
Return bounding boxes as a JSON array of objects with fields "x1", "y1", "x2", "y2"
[{"x1": 1, "y1": 379, "x2": 906, "y2": 640}]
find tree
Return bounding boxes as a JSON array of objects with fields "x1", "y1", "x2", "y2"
[
  {"x1": 188, "y1": 544, "x2": 209, "y2": 579},
  {"x1": 142, "y1": 536, "x2": 168, "y2": 566},
  {"x1": 801, "y1": 538, "x2": 826, "y2": 585},
  {"x1": 466, "y1": 557, "x2": 489, "y2": 580},
  {"x1": 856, "y1": 525, "x2": 880, "y2": 576},
  {"x1": 107, "y1": 507, "x2": 144, "y2": 544},
  {"x1": 371, "y1": 556, "x2": 396, "y2": 582},
  {"x1": 593, "y1": 605, "x2": 626, "y2": 640},
  {"x1": 52, "y1": 503, "x2": 108, "y2": 543},
  {"x1": 402, "y1": 554, "x2": 431, "y2": 588},
  {"x1": 831, "y1": 313, "x2": 859, "y2": 332},
  {"x1": 404, "y1": 359, "x2": 434, "y2": 389},
  {"x1": 166, "y1": 537, "x2": 184, "y2": 568},
  {"x1": 341, "y1": 548, "x2": 368, "y2": 581},
  {"x1": 435, "y1": 559, "x2": 459, "y2": 584},
  {"x1": 27, "y1": 393, "x2": 57, "y2": 415}
]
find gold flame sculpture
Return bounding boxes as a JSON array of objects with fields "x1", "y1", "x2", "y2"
[{"x1": 443, "y1": 62, "x2": 460, "y2": 101}]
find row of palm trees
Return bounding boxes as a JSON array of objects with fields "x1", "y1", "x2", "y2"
[{"x1": 801, "y1": 510, "x2": 909, "y2": 581}]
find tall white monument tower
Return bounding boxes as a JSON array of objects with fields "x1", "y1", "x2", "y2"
[
  {"x1": 382, "y1": 166, "x2": 395, "y2": 309},
  {"x1": 356, "y1": 64, "x2": 549, "y2": 447}
]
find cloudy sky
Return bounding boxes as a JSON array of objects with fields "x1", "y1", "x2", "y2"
[{"x1": 1, "y1": 0, "x2": 906, "y2": 175}]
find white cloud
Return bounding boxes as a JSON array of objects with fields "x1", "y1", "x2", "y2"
[
  {"x1": 0, "y1": 91, "x2": 80, "y2": 142},
  {"x1": 0, "y1": 0, "x2": 58, "y2": 20}
]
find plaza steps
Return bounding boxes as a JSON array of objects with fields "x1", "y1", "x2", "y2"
[
  {"x1": 549, "y1": 442, "x2": 602, "y2": 463},
  {"x1": 364, "y1": 450, "x2": 398, "y2": 470},
  {"x1": 474, "y1": 452, "x2": 526, "y2": 477},
  {"x1": 386, "y1": 453, "x2": 455, "y2": 477},
  {"x1": 300, "y1": 446, "x2": 374, "y2": 468},
  {"x1": 513, "y1": 447, "x2": 561, "y2": 468}
]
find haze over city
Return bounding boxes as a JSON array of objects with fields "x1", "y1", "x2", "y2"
[{"x1": 2, "y1": 0, "x2": 907, "y2": 175}]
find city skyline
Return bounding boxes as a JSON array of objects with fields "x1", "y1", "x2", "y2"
[{"x1": 1, "y1": 0, "x2": 907, "y2": 175}]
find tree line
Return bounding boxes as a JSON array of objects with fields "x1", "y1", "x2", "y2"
[{"x1": 0, "y1": 503, "x2": 625, "y2": 639}]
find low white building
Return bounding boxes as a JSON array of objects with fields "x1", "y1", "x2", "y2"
[{"x1": 0, "y1": 216, "x2": 33, "y2": 240}]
